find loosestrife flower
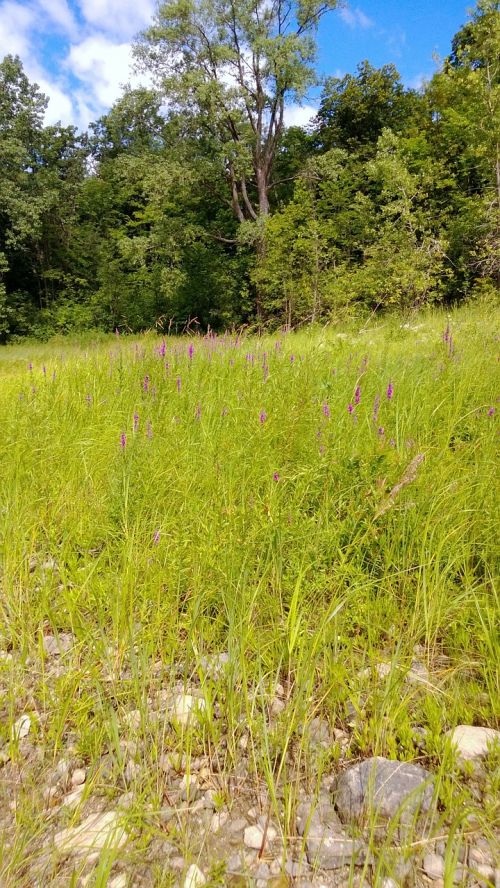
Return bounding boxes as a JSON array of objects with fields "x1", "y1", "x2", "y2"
[
  {"x1": 159, "y1": 341, "x2": 166, "y2": 358},
  {"x1": 153, "y1": 529, "x2": 160, "y2": 545},
  {"x1": 143, "y1": 375, "x2": 150, "y2": 393},
  {"x1": 120, "y1": 432, "x2": 127, "y2": 450},
  {"x1": 146, "y1": 420, "x2": 153, "y2": 439},
  {"x1": 487, "y1": 407, "x2": 495, "y2": 416},
  {"x1": 386, "y1": 382, "x2": 394, "y2": 400},
  {"x1": 260, "y1": 410, "x2": 267, "y2": 424},
  {"x1": 378, "y1": 426, "x2": 385, "y2": 436},
  {"x1": 290, "y1": 355, "x2": 295, "y2": 364},
  {"x1": 188, "y1": 343, "x2": 194, "y2": 360},
  {"x1": 355, "y1": 385, "x2": 361, "y2": 405},
  {"x1": 133, "y1": 413, "x2": 139, "y2": 431},
  {"x1": 28, "y1": 362, "x2": 33, "y2": 372},
  {"x1": 348, "y1": 403, "x2": 354, "y2": 414},
  {"x1": 372, "y1": 394, "x2": 380, "y2": 424},
  {"x1": 322, "y1": 402, "x2": 331, "y2": 419},
  {"x1": 273, "y1": 472, "x2": 280, "y2": 482},
  {"x1": 85, "y1": 393, "x2": 92, "y2": 405}
]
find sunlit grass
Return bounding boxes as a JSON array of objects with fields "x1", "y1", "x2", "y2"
[{"x1": 0, "y1": 301, "x2": 498, "y2": 884}]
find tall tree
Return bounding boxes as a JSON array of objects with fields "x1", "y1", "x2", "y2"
[{"x1": 134, "y1": 0, "x2": 337, "y2": 225}]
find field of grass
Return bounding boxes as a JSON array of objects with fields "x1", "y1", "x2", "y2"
[{"x1": 0, "y1": 302, "x2": 498, "y2": 887}]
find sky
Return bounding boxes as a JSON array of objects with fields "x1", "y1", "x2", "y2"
[{"x1": 0, "y1": 0, "x2": 472, "y2": 133}]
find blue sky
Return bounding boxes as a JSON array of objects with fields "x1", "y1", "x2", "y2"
[{"x1": 0, "y1": 0, "x2": 471, "y2": 131}]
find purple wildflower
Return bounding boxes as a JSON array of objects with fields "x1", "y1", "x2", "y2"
[
  {"x1": 378, "y1": 426, "x2": 385, "y2": 436},
  {"x1": 133, "y1": 412, "x2": 139, "y2": 431},
  {"x1": 273, "y1": 471, "x2": 280, "y2": 482},
  {"x1": 260, "y1": 410, "x2": 267, "y2": 424},
  {"x1": 348, "y1": 403, "x2": 354, "y2": 414},
  {"x1": 153, "y1": 529, "x2": 160, "y2": 545},
  {"x1": 28, "y1": 362, "x2": 33, "y2": 372},
  {"x1": 354, "y1": 385, "x2": 361, "y2": 405},
  {"x1": 159, "y1": 340, "x2": 166, "y2": 358},
  {"x1": 386, "y1": 382, "x2": 394, "y2": 400},
  {"x1": 443, "y1": 323, "x2": 450, "y2": 343},
  {"x1": 322, "y1": 402, "x2": 331, "y2": 419},
  {"x1": 120, "y1": 432, "x2": 127, "y2": 450},
  {"x1": 176, "y1": 376, "x2": 181, "y2": 392},
  {"x1": 146, "y1": 420, "x2": 153, "y2": 439},
  {"x1": 143, "y1": 375, "x2": 150, "y2": 393},
  {"x1": 290, "y1": 355, "x2": 295, "y2": 364},
  {"x1": 487, "y1": 407, "x2": 495, "y2": 416},
  {"x1": 188, "y1": 343, "x2": 194, "y2": 361},
  {"x1": 373, "y1": 394, "x2": 380, "y2": 423}
]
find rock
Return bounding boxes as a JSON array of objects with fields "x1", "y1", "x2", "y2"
[
  {"x1": 333, "y1": 757, "x2": 434, "y2": 825},
  {"x1": 171, "y1": 694, "x2": 207, "y2": 726},
  {"x1": 229, "y1": 818, "x2": 248, "y2": 833},
  {"x1": 379, "y1": 880, "x2": 399, "y2": 888},
  {"x1": 12, "y1": 714, "x2": 31, "y2": 740},
  {"x1": 270, "y1": 697, "x2": 286, "y2": 716},
  {"x1": 123, "y1": 710, "x2": 141, "y2": 729},
  {"x1": 0, "y1": 651, "x2": 13, "y2": 664},
  {"x1": 254, "y1": 863, "x2": 271, "y2": 879},
  {"x1": 184, "y1": 864, "x2": 207, "y2": 887},
  {"x1": 244, "y1": 823, "x2": 277, "y2": 850},
  {"x1": 210, "y1": 811, "x2": 229, "y2": 832},
  {"x1": 296, "y1": 800, "x2": 365, "y2": 870},
  {"x1": 42, "y1": 633, "x2": 73, "y2": 657},
  {"x1": 71, "y1": 768, "x2": 86, "y2": 787},
  {"x1": 54, "y1": 811, "x2": 127, "y2": 856},
  {"x1": 447, "y1": 726, "x2": 500, "y2": 761},
  {"x1": 422, "y1": 853, "x2": 444, "y2": 880},
  {"x1": 108, "y1": 876, "x2": 128, "y2": 888},
  {"x1": 180, "y1": 773, "x2": 200, "y2": 801},
  {"x1": 61, "y1": 786, "x2": 85, "y2": 809},
  {"x1": 199, "y1": 652, "x2": 230, "y2": 679}
]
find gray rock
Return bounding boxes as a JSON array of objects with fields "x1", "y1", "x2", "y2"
[
  {"x1": 244, "y1": 823, "x2": 277, "y2": 849},
  {"x1": 296, "y1": 800, "x2": 366, "y2": 870},
  {"x1": 199, "y1": 652, "x2": 230, "y2": 679},
  {"x1": 54, "y1": 811, "x2": 127, "y2": 856},
  {"x1": 42, "y1": 633, "x2": 73, "y2": 657},
  {"x1": 447, "y1": 725, "x2": 500, "y2": 761},
  {"x1": 333, "y1": 757, "x2": 434, "y2": 825},
  {"x1": 184, "y1": 864, "x2": 207, "y2": 887},
  {"x1": 422, "y1": 853, "x2": 444, "y2": 880}
]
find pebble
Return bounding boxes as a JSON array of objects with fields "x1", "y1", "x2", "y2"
[
  {"x1": 71, "y1": 768, "x2": 86, "y2": 787},
  {"x1": 447, "y1": 725, "x2": 500, "y2": 761},
  {"x1": 42, "y1": 633, "x2": 73, "y2": 657},
  {"x1": 210, "y1": 811, "x2": 229, "y2": 832},
  {"x1": 422, "y1": 853, "x2": 445, "y2": 880},
  {"x1": 108, "y1": 876, "x2": 128, "y2": 888},
  {"x1": 12, "y1": 714, "x2": 31, "y2": 741},
  {"x1": 244, "y1": 823, "x2": 277, "y2": 849},
  {"x1": 54, "y1": 811, "x2": 127, "y2": 855},
  {"x1": 172, "y1": 694, "x2": 207, "y2": 726},
  {"x1": 184, "y1": 864, "x2": 207, "y2": 887}
]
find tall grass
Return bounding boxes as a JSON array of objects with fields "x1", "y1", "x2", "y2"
[{"x1": 0, "y1": 302, "x2": 498, "y2": 884}]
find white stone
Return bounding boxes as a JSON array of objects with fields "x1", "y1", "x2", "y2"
[
  {"x1": 184, "y1": 864, "x2": 207, "y2": 887},
  {"x1": 423, "y1": 853, "x2": 445, "y2": 880},
  {"x1": 447, "y1": 725, "x2": 500, "y2": 760},
  {"x1": 61, "y1": 786, "x2": 85, "y2": 809},
  {"x1": 172, "y1": 694, "x2": 207, "y2": 726},
  {"x1": 0, "y1": 651, "x2": 13, "y2": 664},
  {"x1": 13, "y1": 714, "x2": 31, "y2": 740},
  {"x1": 42, "y1": 633, "x2": 73, "y2": 656},
  {"x1": 243, "y1": 823, "x2": 277, "y2": 850},
  {"x1": 109, "y1": 876, "x2": 128, "y2": 888},
  {"x1": 210, "y1": 811, "x2": 229, "y2": 832},
  {"x1": 54, "y1": 811, "x2": 127, "y2": 856},
  {"x1": 71, "y1": 768, "x2": 86, "y2": 787}
]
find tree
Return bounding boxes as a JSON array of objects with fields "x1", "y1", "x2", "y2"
[
  {"x1": 314, "y1": 61, "x2": 424, "y2": 156},
  {"x1": 134, "y1": 0, "x2": 337, "y2": 226}
]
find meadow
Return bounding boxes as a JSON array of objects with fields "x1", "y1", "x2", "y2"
[{"x1": 0, "y1": 302, "x2": 498, "y2": 888}]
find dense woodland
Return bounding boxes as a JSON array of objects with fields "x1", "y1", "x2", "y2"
[{"x1": 0, "y1": 0, "x2": 498, "y2": 338}]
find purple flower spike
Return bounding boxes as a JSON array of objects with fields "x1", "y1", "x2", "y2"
[
  {"x1": 28, "y1": 362, "x2": 33, "y2": 372},
  {"x1": 386, "y1": 382, "x2": 394, "y2": 400},
  {"x1": 133, "y1": 412, "x2": 139, "y2": 431},
  {"x1": 348, "y1": 403, "x2": 354, "y2": 414},
  {"x1": 354, "y1": 385, "x2": 361, "y2": 405},
  {"x1": 153, "y1": 529, "x2": 160, "y2": 545},
  {"x1": 188, "y1": 343, "x2": 194, "y2": 360},
  {"x1": 260, "y1": 410, "x2": 267, "y2": 424},
  {"x1": 273, "y1": 472, "x2": 280, "y2": 482},
  {"x1": 487, "y1": 407, "x2": 495, "y2": 416},
  {"x1": 290, "y1": 355, "x2": 295, "y2": 364},
  {"x1": 120, "y1": 432, "x2": 127, "y2": 450},
  {"x1": 143, "y1": 375, "x2": 150, "y2": 393},
  {"x1": 373, "y1": 394, "x2": 380, "y2": 423},
  {"x1": 160, "y1": 340, "x2": 166, "y2": 358},
  {"x1": 378, "y1": 426, "x2": 385, "y2": 436},
  {"x1": 146, "y1": 420, "x2": 153, "y2": 439},
  {"x1": 322, "y1": 402, "x2": 331, "y2": 419}
]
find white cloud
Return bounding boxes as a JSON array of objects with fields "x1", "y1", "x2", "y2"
[
  {"x1": 36, "y1": 72, "x2": 75, "y2": 123},
  {"x1": 339, "y1": 6, "x2": 373, "y2": 29},
  {"x1": 407, "y1": 72, "x2": 429, "y2": 91},
  {"x1": 284, "y1": 104, "x2": 317, "y2": 128},
  {"x1": 67, "y1": 35, "x2": 135, "y2": 106},
  {"x1": 78, "y1": 0, "x2": 155, "y2": 39},
  {"x1": 0, "y1": 1, "x2": 34, "y2": 58},
  {"x1": 37, "y1": 0, "x2": 77, "y2": 36}
]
